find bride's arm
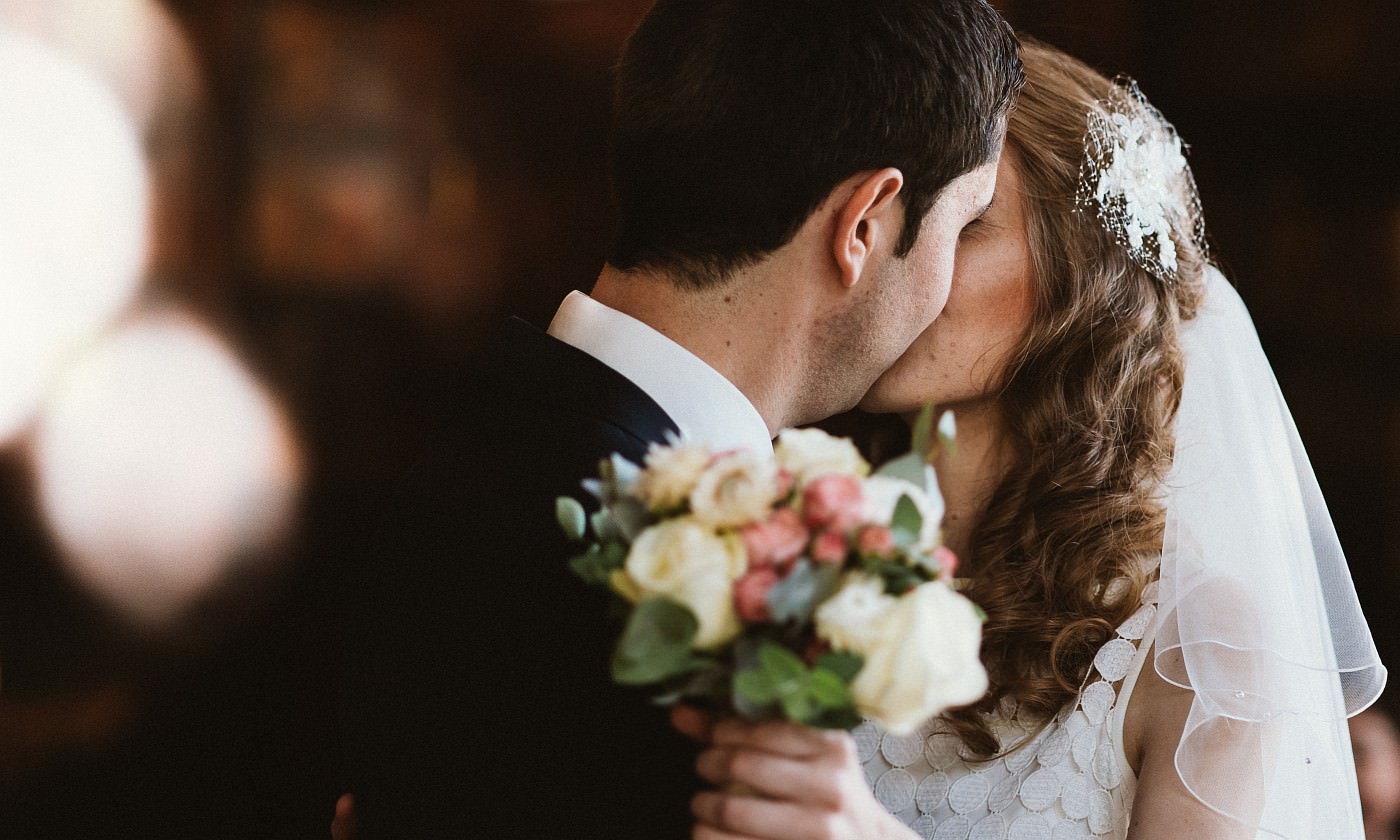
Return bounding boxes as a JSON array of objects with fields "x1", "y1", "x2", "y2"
[{"x1": 1123, "y1": 644, "x2": 1258, "y2": 840}]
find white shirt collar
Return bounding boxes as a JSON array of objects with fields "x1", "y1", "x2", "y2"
[{"x1": 547, "y1": 291, "x2": 773, "y2": 454}]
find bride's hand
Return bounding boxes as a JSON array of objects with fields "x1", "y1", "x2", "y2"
[{"x1": 689, "y1": 717, "x2": 917, "y2": 840}]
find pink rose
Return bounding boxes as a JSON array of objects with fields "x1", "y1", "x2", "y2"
[
  {"x1": 775, "y1": 469, "x2": 796, "y2": 500},
  {"x1": 934, "y1": 545, "x2": 959, "y2": 578},
  {"x1": 856, "y1": 524, "x2": 895, "y2": 558},
  {"x1": 733, "y1": 566, "x2": 781, "y2": 623},
  {"x1": 810, "y1": 529, "x2": 849, "y2": 566},
  {"x1": 802, "y1": 474, "x2": 864, "y2": 530},
  {"x1": 741, "y1": 508, "x2": 809, "y2": 570}
]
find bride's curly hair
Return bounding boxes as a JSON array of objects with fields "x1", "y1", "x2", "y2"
[{"x1": 943, "y1": 40, "x2": 1208, "y2": 755}]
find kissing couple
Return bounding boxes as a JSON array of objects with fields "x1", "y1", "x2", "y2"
[{"x1": 340, "y1": 2, "x2": 1384, "y2": 838}]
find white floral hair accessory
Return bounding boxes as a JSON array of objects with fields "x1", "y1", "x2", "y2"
[{"x1": 1076, "y1": 79, "x2": 1207, "y2": 282}]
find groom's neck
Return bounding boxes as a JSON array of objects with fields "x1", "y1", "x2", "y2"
[{"x1": 591, "y1": 263, "x2": 824, "y2": 436}]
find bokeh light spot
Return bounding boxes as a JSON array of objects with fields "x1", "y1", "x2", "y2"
[
  {"x1": 31, "y1": 311, "x2": 303, "y2": 630},
  {"x1": 0, "y1": 28, "x2": 148, "y2": 445}
]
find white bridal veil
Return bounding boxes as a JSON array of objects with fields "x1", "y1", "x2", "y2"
[{"x1": 1155, "y1": 266, "x2": 1386, "y2": 837}]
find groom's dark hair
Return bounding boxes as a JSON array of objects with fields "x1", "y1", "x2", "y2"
[{"x1": 606, "y1": 0, "x2": 1023, "y2": 288}]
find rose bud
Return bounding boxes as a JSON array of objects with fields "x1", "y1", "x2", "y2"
[
  {"x1": 733, "y1": 566, "x2": 781, "y2": 623},
  {"x1": 741, "y1": 507, "x2": 809, "y2": 570},
  {"x1": 775, "y1": 468, "x2": 796, "y2": 500},
  {"x1": 811, "y1": 528, "x2": 849, "y2": 566},
  {"x1": 934, "y1": 545, "x2": 959, "y2": 578},
  {"x1": 856, "y1": 524, "x2": 896, "y2": 558},
  {"x1": 801, "y1": 474, "x2": 864, "y2": 530}
]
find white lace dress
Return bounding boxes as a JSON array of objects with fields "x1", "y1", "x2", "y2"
[{"x1": 859, "y1": 581, "x2": 1160, "y2": 840}]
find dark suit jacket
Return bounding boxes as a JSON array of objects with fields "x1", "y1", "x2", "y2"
[{"x1": 341, "y1": 317, "x2": 696, "y2": 838}]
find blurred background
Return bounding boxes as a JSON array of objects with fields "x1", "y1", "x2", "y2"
[{"x1": 0, "y1": 1, "x2": 1397, "y2": 837}]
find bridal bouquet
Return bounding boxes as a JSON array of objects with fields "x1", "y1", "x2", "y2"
[{"x1": 556, "y1": 409, "x2": 987, "y2": 735}]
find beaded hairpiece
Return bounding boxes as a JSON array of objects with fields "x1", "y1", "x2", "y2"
[{"x1": 1076, "y1": 79, "x2": 1207, "y2": 282}]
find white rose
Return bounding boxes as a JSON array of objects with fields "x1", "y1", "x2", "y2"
[
  {"x1": 774, "y1": 428, "x2": 869, "y2": 487},
  {"x1": 861, "y1": 474, "x2": 944, "y2": 552},
  {"x1": 689, "y1": 451, "x2": 779, "y2": 529},
  {"x1": 814, "y1": 573, "x2": 898, "y2": 653},
  {"x1": 635, "y1": 440, "x2": 711, "y2": 512},
  {"x1": 623, "y1": 517, "x2": 747, "y2": 649},
  {"x1": 850, "y1": 581, "x2": 987, "y2": 735}
]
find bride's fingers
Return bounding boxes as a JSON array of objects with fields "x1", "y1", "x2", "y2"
[
  {"x1": 696, "y1": 747, "x2": 842, "y2": 805},
  {"x1": 693, "y1": 826, "x2": 761, "y2": 840},
  {"x1": 710, "y1": 718, "x2": 848, "y2": 759},
  {"x1": 692, "y1": 790, "x2": 834, "y2": 840}
]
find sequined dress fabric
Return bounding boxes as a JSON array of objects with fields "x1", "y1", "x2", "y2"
[{"x1": 859, "y1": 581, "x2": 1160, "y2": 840}]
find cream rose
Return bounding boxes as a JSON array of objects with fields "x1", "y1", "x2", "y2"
[
  {"x1": 774, "y1": 428, "x2": 870, "y2": 487},
  {"x1": 861, "y1": 474, "x2": 945, "y2": 552},
  {"x1": 635, "y1": 440, "x2": 711, "y2": 512},
  {"x1": 688, "y1": 451, "x2": 779, "y2": 529},
  {"x1": 622, "y1": 517, "x2": 747, "y2": 649},
  {"x1": 814, "y1": 572, "x2": 898, "y2": 653},
  {"x1": 848, "y1": 580, "x2": 987, "y2": 735}
]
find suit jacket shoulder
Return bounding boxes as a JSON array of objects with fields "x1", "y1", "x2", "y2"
[{"x1": 343, "y1": 316, "x2": 695, "y2": 839}]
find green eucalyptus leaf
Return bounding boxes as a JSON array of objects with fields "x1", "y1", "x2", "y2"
[
  {"x1": 611, "y1": 597, "x2": 701, "y2": 685},
  {"x1": 768, "y1": 561, "x2": 842, "y2": 624},
  {"x1": 910, "y1": 401, "x2": 936, "y2": 458},
  {"x1": 569, "y1": 544, "x2": 625, "y2": 585},
  {"x1": 590, "y1": 509, "x2": 616, "y2": 542},
  {"x1": 731, "y1": 633, "x2": 766, "y2": 672},
  {"x1": 601, "y1": 541, "x2": 628, "y2": 568},
  {"x1": 758, "y1": 642, "x2": 807, "y2": 685},
  {"x1": 808, "y1": 667, "x2": 853, "y2": 708},
  {"x1": 779, "y1": 690, "x2": 816, "y2": 724},
  {"x1": 732, "y1": 645, "x2": 781, "y2": 719},
  {"x1": 863, "y1": 557, "x2": 924, "y2": 595},
  {"x1": 556, "y1": 496, "x2": 587, "y2": 541},
  {"x1": 611, "y1": 496, "x2": 651, "y2": 542},
  {"x1": 815, "y1": 650, "x2": 865, "y2": 682},
  {"x1": 733, "y1": 668, "x2": 778, "y2": 704},
  {"x1": 875, "y1": 452, "x2": 928, "y2": 490},
  {"x1": 891, "y1": 494, "x2": 923, "y2": 542},
  {"x1": 809, "y1": 706, "x2": 863, "y2": 731},
  {"x1": 650, "y1": 661, "x2": 726, "y2": 706}
]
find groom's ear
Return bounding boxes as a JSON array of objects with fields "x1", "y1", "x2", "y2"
[{"x1": 832, "y1": 167, "x2": 905, "y2": 289}]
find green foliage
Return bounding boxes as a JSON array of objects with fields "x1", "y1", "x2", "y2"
[
  {"x1": 862, "y1": 556, "x2": 925, "y2": 595},
  {"x1": 568, "y1": 541, "x2": 627, "y2": 585},
  {"x1": 589, "y1": 509, "x2": 621, "y2": 543},
  {"x1": 890, "y1": 494, "x2": 923, "y2": 550},
  {"x1": 609, "y1": 496, "x2": 651, "y2": 542},
  {"x1": 809, "y1": 706, "x2": 864, "y2": 730},
  {"x1": 807, "y1": 667, "x2": 851, "y2": 707},
  {"x1": 611, "y1": 597, "x2": 708, "y2": 685},
  {"x1": 815, "y1": 650, "x2": 865, "y2": 682},
  {"x1": 732, "y1": 641, "x2": 859, "y2": 727},
  {"x1": 767, "y1": 560, "x2": 841, "y2": 624},
  {"x1": 650, "y1": 661, "x2": 728, "y2": 707},
  {"x1": 874, "y1": 451, "x2": 925, "y2": 487},
  {"x1": 556, "y1": 496, "x2": 587, "y2": 541},
  {"x1": 910, "y1": 401, "x2": 936, "y2": 459}
]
